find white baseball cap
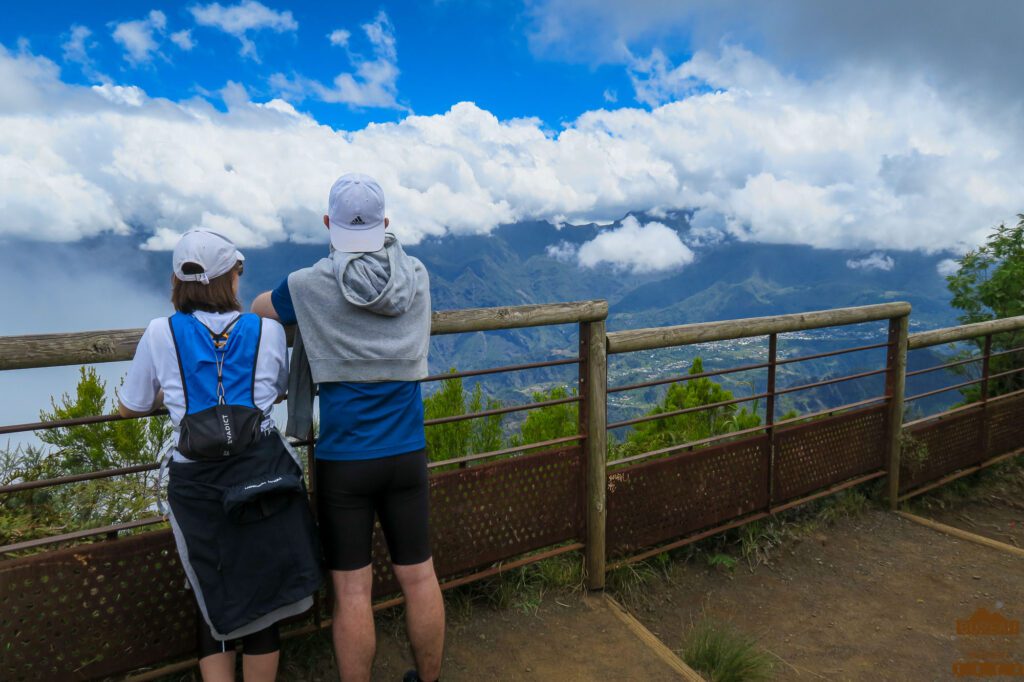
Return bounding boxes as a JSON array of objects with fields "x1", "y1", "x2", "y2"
[
  {"x1": 327, "y1": 173, "x2": 386, "y2": 253},
  {"x1": 173, "y1": 229, "x2": 245, "y2": 284}
]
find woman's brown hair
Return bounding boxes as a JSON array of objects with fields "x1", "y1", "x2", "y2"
[{"x1": 171, "y1": 262, "x2": 243, "y2": 314}]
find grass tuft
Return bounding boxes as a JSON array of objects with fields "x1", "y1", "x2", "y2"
[
  {"x1": 680, "y1": 618, "x2": 774, "y2": 682},
  {"x1": 605, "y1": 558, "x2": 662, "y2": 609},
  {"x1": 448, "y1": 551, "x2": 586, "y2": 614}
]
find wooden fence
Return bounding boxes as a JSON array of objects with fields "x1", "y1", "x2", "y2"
[{"x1": 2, "y1": 300, "x2": 1023, "y2": 680}]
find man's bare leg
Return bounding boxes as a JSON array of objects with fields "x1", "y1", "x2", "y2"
[
  {"x1": 331, "y1": 566, "x2": 375, "y2": 682},
  {"x1": 393, "y1": 558, "x2": 445, "y2": 681}
]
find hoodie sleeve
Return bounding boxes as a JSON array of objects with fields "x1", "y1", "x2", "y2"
[{"x1": 285, "y1": 327, "x2": 315, "y2": 440}]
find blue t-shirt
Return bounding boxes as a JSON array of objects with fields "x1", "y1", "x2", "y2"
[{"x1": 272, "y1": 278, "x2": 426, "y2": 461}]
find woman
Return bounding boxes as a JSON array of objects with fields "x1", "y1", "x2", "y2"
[{"x1": 118, "y1": 229, "x2": 321, "y2": 682}]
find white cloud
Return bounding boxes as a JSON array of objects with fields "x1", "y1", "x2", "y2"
[
  {"x1": 190, "y1": 0, "x2": 297, "y2": 61},
  {"x1": 171, "y1": 29, "x2": 196, "y2": 51},
  {"x1": 685, "y1": 224, "x2": 726, "y2": 248},
  {"x1": 0, "y1": 241, "x2": 171, "y2": 451},
  {"x1": 62, "y1": 24, "x2": 108, "y2": 83},
  {"x1": 0, "y1": 43, "x2": 1021, "y2": 256},
  {"x1": 846, "y1": 253, "x2": 895, "y2": 271},
  {"x1": 328, "y1": 29, "x2": 350, "y2": 47},
  {"x1": 272, "y1": 11, "x2": 404, "y2": 110},
  {"x1": 92, "y1": 83, "x2": 147, "y2": 107},
  {"x1": 112, "y1": 10, "x2": 167, "y2": 65},
  {"x1": 936, "y1": 258, "x2": 960, "y2": 277},
  {"x1": 576, "y1": 216, "x2": 695, "y2": 272},
  {"x1": 546, "y1": 241, "x2": 578, "y2": 262},
  {"x1": 603, "y1": 88, "x2": 617, "y2": 103},
  {"x1": 61, "y1": 25, "x2": 92, "y2": 68},
  {"x1": 525, "y1": 1, "x2": 1024, "y2": 110}
]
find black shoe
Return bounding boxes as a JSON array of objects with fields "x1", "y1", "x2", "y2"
[{"x1": 402, "y1": 671, "x2": 421, "y2": 682}]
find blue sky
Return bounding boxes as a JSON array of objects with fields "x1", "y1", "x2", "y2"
[
  {"x1": 2, "y1": 1, "x2": 640, "y2": 130},
  {"x1": 2, "y1": 1, "x2": 1024, "y2": 272}
]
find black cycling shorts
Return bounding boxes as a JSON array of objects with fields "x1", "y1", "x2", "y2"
[
  {"x1": 197, "y1": 618, "x2": 280, "y2": 658},
  {"x1": 315, "y1": 449, "x2": 432, "y2": 571}
]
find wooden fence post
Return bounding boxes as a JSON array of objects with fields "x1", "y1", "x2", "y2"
[
  {"x1": 581, "y1": 320, "x2": 608, "y2": 589},
  {"x1": 885, "y1": 314, "x2": 910, "y2": 509}
]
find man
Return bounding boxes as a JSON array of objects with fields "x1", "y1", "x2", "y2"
[{"x1": 252, "y1": 173, "x2": 443, "y2": 682}]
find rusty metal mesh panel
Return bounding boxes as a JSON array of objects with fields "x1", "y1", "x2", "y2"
[
  {"x1": 772, "y1": 406, "x2": 887, "y2": 504},
  {"x1": 606, "y1": 436, "x2": 769, "y2": 558},
  {"x1": 0, "y1": 447, "x2": 584, "y2": 680},
  {"x1": 369, "y1": 446, "x2": 585, "y2": 597},
  {"x1": 1, "y1": 530, "x2": 193, "y2": 682},
  {"x1": 986, "y1": 394, "x2": 1024, "y2": 459},
  {"x1": 900, "y1": 408, "x2": 983, "y2": 493}
]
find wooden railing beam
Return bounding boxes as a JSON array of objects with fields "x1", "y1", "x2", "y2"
[
  {"x1": 607, "y1": 302, "x2": 911, "y2": 354},
  {"x1": 0, "y1": 300, "x2": 609, "y2": 371}
]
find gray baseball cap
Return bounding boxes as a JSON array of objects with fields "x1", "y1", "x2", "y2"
[
  {"x1": 172, "y1": 229, "x2": 245, "y2": 284},
  {"x1": 327, "y1": 173, "x2": 386, "y2": 253}
]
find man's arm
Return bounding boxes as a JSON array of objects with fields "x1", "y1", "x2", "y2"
[
  {"x1": 251, "y1": 291, "x2": 281, "y2": 321},
  {"x1": 255, "y1": 278, "x2": 300, "y2": 327}
]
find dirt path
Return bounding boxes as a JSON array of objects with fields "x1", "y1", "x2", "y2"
[
  {"x1": 279, "y1": 592, "x2": 688, "y2": 681},
  {"x1": 625, "y1": 509, "x2": 1024, "y2": 681},
  {"x1": 372, "y1": 594, "x2": 685, "y2": 681},
  {"x1": 921, "y1": 496, "x2": 1024, "y2": 548}
]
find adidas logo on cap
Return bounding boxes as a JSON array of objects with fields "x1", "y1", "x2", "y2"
[{"x1": 350, "y1": 216, "x2": 366, "y2": 225}]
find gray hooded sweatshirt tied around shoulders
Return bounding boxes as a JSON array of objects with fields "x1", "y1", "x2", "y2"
[
  {"x1": 288, "y1": 233, "x2": 431, "y2": 383},
  {"x1": 284, "y1": 233, "x2": 430, "y2": 438}
]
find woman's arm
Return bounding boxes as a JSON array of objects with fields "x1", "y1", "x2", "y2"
[
  {"x1": 117, "y1": 323, "x2": 163, "y2": 419},
  {"x1": 118, "y1": 389, "x2": 163, "y2": 418}
]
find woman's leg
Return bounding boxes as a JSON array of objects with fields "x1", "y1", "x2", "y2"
[
  {"x1": 241, "y1": 623, "x2": 281, "y2": 682},
  {"x1": 199, "y1": 653, "x2": 236, "y2": 682},
  {"x1": 197, "y1": 618, "x2": 237, "y2": 682},
  {"x1": 241, "y1": 652, "x2": 279, "y2": 682}
]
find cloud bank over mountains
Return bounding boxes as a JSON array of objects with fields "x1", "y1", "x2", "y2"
[{"x1": 1, "y1": 38, "x2": 1021, "y2": 261}]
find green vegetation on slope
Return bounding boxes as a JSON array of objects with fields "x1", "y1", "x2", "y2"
[{"x1": 4, "y1": 357, "x2": 752, "y2": 545}]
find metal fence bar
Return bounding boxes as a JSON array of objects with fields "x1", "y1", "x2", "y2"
[
  {"x1": 607, "y1": 342, "x2": 888, "y2": 398},
  {"x1": 607, "y1": 424, "x2": 768, "y2": 469},
  {"x1": 606, "y1": 392, "x2": 770, "y2": 430},
  {"x1": 424, "y1": 394, "x2": 580, "y2": 426},
  {"x1": 772, "y1": 395, "x2": 889, "y2": 428},
  {"x1": 421, "y1": 357, "x2": 578, "y2": 384},
  {"x1": 903, "y1": 401, "x2": 981, "y2": 428},
  {"x1": 987, "y1": 366, "x2": 1024, "y2": 382},
  {"x1": 987, "y1": 345, "x2": 1024, "y2": 360},
  {"x1": 774, "y1": 341, "x2": 890, "y2": 366},
  {"x1": 0, "y1": 516, "x2": 166, "y2": 555},
  {"x1": 607, "y1": 360, "x2": 772, "y2": 394},
  {"x1": 904, "y1": 378, "x2": 984, "y2": 402},
  {"x1": 0, "y1": 409, "x2": 170, "y2": 436},
  {"x1": 905, "y1": 355, "x2": 981, "y2": 378},
  {"x1": 426, "y1": 435, "x2": 583, "y2": 469},
  {"x1": 774, "y1": 367, "x2": 888, "y2": 397},
  {"x1": 0, "y1": 461, "x2": 159, "y2": 494}
]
